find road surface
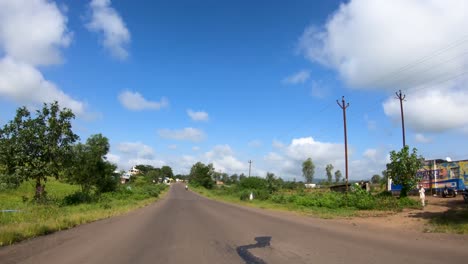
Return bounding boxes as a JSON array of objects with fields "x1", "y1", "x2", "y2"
[{"x1": 1, "y1": 183, "x2": 467, "y2": 263}]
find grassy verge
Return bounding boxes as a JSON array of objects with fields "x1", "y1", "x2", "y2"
[
  {"x1": 0, "y1": 179, "x2": 168, "y2": 246},
  {"x1": 191, "y1": 185, "x2": 411, "y2": 219},
  {"x1": 426, "y1": 208, "x2": 468, "y2": 234}
]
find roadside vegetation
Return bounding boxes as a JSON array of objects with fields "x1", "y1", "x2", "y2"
[
  {"x1": 0, "y1": 102, "x2": 168, "y2": 246},
  {"x1": 187, "y1": 159, "x2": 421, "y2": 218}
]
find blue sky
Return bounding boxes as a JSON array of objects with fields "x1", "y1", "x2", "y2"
[{"x1": 1, "y1": 0, "x2": 468, "y2": 180}]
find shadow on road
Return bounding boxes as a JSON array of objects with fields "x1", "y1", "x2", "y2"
[{"x1": 236, "y1": 236, "x2": 271, "y2": 264}]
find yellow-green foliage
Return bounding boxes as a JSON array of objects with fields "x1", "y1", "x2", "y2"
[{"x1": 0, "y1": 179, "x2": 167, "y2": 246}]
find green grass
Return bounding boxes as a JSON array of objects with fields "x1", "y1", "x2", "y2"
[
  {"x1": 192, "y1": 186, "x2": 361, "y2": 218},
  {"x1": 0, "y1": 179, "x2": 168, "y2": 246},
  {"x1": 426, "y1": 208, "x2": 468, "y2": 234}
]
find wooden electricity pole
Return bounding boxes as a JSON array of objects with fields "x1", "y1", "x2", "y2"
[
  {"x1": 395, "y1": 90, "x2": 406, "y2": 148},
  {"x1": 337, "y1": 96, "x2": 350, "y2": 192}
]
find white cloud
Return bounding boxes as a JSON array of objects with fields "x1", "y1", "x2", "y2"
[
  {"x1": 168, "y1": 144, "x2": 177, "y2": 150},
  {"x1": 262, "y1": 137, "x2": 388, "y2": 180},
  {"x1": 204, "y1": 145, "x2": 247, "y2": 174},
  {"x1": 299, "y1": 0, "x2": 468, "y2": 89},
  {"x1": 117, "y1": 142, "x2": 155, "y2": 159},
  {"x1": 187, "y1": 109, "x2": 209, "y2": 122},
  {"x1": 0, "y1": 57, "x2": 85, "y2": 115},
  {"x1": 0, "y1": 0, "x2": 71, "y2": 66},
  {"x1": 118, "y1": 91, "x2": 169, "y2": 111},
  {"x1": 282, "y1": 70, "x2": 310, "y2": 85},
  {"x1": 415, "y1": 133, "x2": 433, "y2": 143},
  {"x1": 299, "y1": 0, "x2": 468, "y2": 133},
  {"x1": 192, "y1": 146, "x2": 200, "y2": 151},
  {"x1": 383, "y1": 86, "x2": 468, "y2": 132},
  {"x1": 363, "y1": 148, "x2": 377, "y2": 161},
  {"x1": 87, "y1": 0, "x2": 130, "y2": 59},
  {"x1": 158, "y1": 127, "x2": 205, "y2": 142},
  {"x1": 110, "y1": 141, "x2": 165, "y2": 170},
  {"x1": 248, "y1": 140, "x2": 262, "y2": 148},
  {"x1": 0, "y1": 1, "x2": 87, "y2": 116}
]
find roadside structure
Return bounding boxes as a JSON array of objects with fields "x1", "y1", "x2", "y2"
[{"x1": 391, "y1": 159, "x2": 468, "y2": 194}]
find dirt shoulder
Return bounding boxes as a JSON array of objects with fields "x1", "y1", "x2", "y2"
[{"x1": 334, "y1": 195, "x2": 468, "y2": 234}]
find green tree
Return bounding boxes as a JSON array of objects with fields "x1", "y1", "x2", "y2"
[
  {"x1": 66, "y1": 134, "x2": 117, "y2": 194},
  {"x1": 334, "y1": 170, "x2": 342, "y2": 183},
  {"x1": 371, "y1": 174, "x2": 381, "y2": 184},
  {"x1": 161, "y1": 166, "x2": 174, "y2": 179},
  {"x1": 326, "y1": 164, "x2": 334, "y2": 184},
  {"x1": 0, "y1": 107, "x2": 31, "y2": 188},
  {"x1": 239, "y1": 173, "x2": 246, "y2": 181},
  {"x1": 135, "y1": 164, "x2": 156, "y2": 174},
  {"x1": 0, "y1": 102, "x2": 78, "y2": 198},
  {"x1": 230, "y1": 174, "x2": 239, "y2": 184},
  {"x1": 189, "y1": 162, "x2": 215, "y2": 189},
  {"x1": 266, "y1": 172, "x2": 279, "y2": 193},
  {"x1": 302, "y1": 158, "x2": 315, "y2": 183},
  {"x1": 386, "y1": 146, "x2": 423, "y2": 197}
]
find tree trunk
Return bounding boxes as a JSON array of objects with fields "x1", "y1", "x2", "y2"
[
  {"x1": 400, "y1": 185, "x2": 408, "y2": 198},
  {"x1": 35, "y1": 178, "x2": 44, "y2": 200}
]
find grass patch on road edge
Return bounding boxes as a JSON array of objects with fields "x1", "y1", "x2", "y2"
[
  {"x1": 425, "y1": 208, "x2": 468, "y2": 234},
  {"x1": 191, "y1": 186, "x2": 359, "y2": 219},
  {"x1": 0, "y1": 180, "x2": 168, "y2": 246}
]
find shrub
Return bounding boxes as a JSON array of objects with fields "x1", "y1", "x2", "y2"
[
  {"x1": 62, "y1": 191, "x2": 95, "y2": 205},
  {"x1": 239, "y1": 177, "x2": 268, "y2": 190}
]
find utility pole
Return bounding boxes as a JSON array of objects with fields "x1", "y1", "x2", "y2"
[
  {"x1": 395, "y1": 90, "x2": 406, "y2": 148},
  {"x1": 337, "y1": 96, "x2": 350, "y2": 192},
  {"x1": 248, "y1": 160, "x2": 252, "y2": 177}
]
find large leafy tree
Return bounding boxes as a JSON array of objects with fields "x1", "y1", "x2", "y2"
[
  {"x1": 0, "y1": 102, "x2": 78, "y2": 198},
  {"x1": 302, "y1": 158, "x2": 315, "y2": 183},
  {"x1": 161, "y1": 165, "x2": 174, "y2": 179},
  {"x1": 386, "y1": 146, "x2": 423, "y2": 197},
  {"x1": 189, "y1": 162, "x2": 215, "y2": 189},
  {"x1": 325, "y1": 164, "x2": 334, "y2": 184},
  {"x1": 66, "y1": 134, "x2": 117, "y2": 194},
  {"x1": 0, "y1": 107, "x2": 30, "y2": 187}
]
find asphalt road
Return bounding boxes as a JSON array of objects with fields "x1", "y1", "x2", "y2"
[{"x1": 1, "y1": 183, "x2": 467, "y2": 264}]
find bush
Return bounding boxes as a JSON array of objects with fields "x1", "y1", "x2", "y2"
[
  {"x1": 62, "y1": 191, "x2": 95, "y2": 205},
  {"x1": 95, "y1": 175, "x2": 118, "y2": 193},
  {"x1": 239, "y1": 177, "x2": 268, "y2": 190}
]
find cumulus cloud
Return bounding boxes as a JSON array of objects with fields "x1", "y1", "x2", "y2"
[
  {"x1": 187, "y1": 109, "x2": 209, "y2": 122},
  {"x1": 192, "y1": 146, "x2": 200, "y2": 151},
  {"x1": 0, "y1": 57, "x2": 85, "y2": 115},
  {"x1": 282, "y1": 70, "x2": 310, "y2": 85},
  {"x1": 383, "y1": 85, "x2": 468, "y2": 132},
  {"x1": 118, "y1": 91, "x2": 168, "y2": 111},
  {"x1": 204, "y1": 145, "x2": 247, "y2": 174},
  {"x1": 109, "y1": 141, "x2": 165, "y2": 170},
  {"x1": 0, "y1": 0, "x2": 86, "y2": 115},
  {"x1": 87, "y1": 0, "x2": 130, "y2": 59},
  {"x1": 262, "y1": 137, "x2": 388, "y2": 180},
  {"x1": 415, "y1": 133, "x2": 433, "y2": 143},
  {"x1": 118, "y1": 142, "x2": 155, "y2": 159},
  {"x1": 299, "y1": 0, "x2": 468, "y2": 133},
  {"x1": 158, "y1": 127, "x2": 205, "y2": 142},
  {"x1": 0, "y1": 0, "x2": 71, "y2": 66}
]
